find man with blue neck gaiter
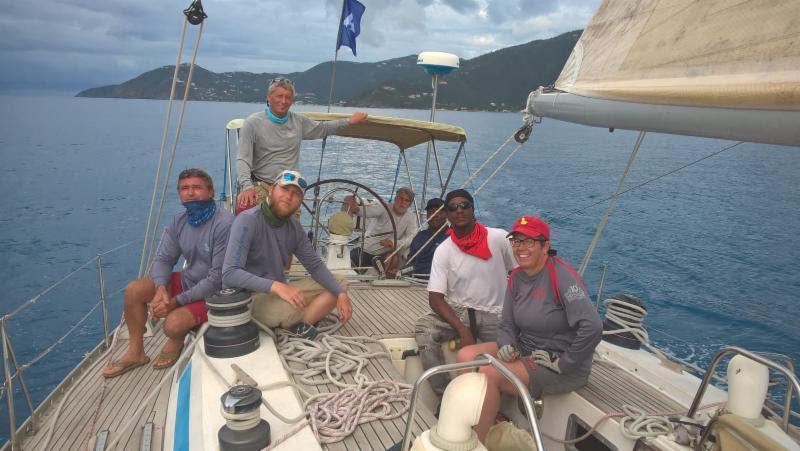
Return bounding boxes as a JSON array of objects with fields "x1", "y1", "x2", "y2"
[
  {"x1": 236, "y1": 77, "x2": 369, "y2": 212},
  {"x1": 103, "y1": 168, "x2": 234, "y2": 378}
]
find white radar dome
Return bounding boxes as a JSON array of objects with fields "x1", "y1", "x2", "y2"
[{"x1": 417, "y1": 52, "x2": 459, "y2": 75}]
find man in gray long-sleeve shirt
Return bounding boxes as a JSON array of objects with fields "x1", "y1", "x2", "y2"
[
  {"x1": 223, "y1": 170, "x2": 352, "y2": 338},
  {"x1": 236, "y1": 77, "x2": 368, "y2": 212},
  {"x1": 103, "y1": 169, "x2": 233, "y2": 378}
]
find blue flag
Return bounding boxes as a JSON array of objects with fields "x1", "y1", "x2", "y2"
[{"x1": 336, "y1": 0, "x2": 365, "y2": 56}]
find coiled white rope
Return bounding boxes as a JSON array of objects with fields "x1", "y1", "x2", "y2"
[
  {"x1": 221, "y1": 408, "x2": 262, "y2": 431},
  {"x1": 618, "y1": 405, "x2": 673, "y2": 439},
  {"x1": 305, "y1": 380, "x2": 412, "y2": 444},
  {"x1": 276, "y1": 333, "x2": 388, "y2": 388},
  {"x1": 601, "y1": 297, "x2": 668, "y2": 361},
  {"x1": 207, "y1": 310, "x2": 252, "y2": 328}
]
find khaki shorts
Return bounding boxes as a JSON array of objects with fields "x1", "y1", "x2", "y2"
[{"x1": 251, "y1": 275, "x2": 348, "y2": 328}]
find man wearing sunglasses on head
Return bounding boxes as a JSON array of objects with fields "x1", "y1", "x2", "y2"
[
  {"x1": 223, "y1": 170, "x2": 352, "y2": 339},
  {"x1": 414, "y1": 189, "x2": 515, "y2": 395},
  {"x1": 236, "y1": 77, "x2": 368, "y2": 212}
]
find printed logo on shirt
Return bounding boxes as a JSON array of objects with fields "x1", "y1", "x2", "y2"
[
  {"x1": 531, "y1": 287, "x2": 546, "y2": 300},
  {"x1": 564, "y1": 284, "x2": 586, "y2": 303}
]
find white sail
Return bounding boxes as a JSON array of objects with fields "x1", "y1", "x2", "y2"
[{"x1": 526, "y1": 0, "x2": 800, "y2": 146}]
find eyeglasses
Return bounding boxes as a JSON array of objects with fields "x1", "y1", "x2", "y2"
[
  {"x1": 278, "y1": 172, "x2": 307, "y2": 189},
  {"x1": 445, "y1": 201, "x2": 473, "y2": 212},
  {"x1": 509, "y1": 237, "x2": 546, "y2": 248}
]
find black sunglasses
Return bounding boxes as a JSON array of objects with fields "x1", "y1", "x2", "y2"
[{"x1": 445, "y1": 201, "x2": 473, "y2": 212}]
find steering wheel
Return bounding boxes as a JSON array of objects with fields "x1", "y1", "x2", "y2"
[{"x1": 302, "y1": 178, "x2": 397, "y2": 273}]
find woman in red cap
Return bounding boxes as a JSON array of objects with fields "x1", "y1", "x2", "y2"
[{"x1": 456, "y1": 215, "x2": 603, "y2": 443}]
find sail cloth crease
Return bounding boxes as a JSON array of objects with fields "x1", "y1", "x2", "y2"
[
  {"x1": 557, "y1": 0, "x2": 800, "y2": 111},
  {"x1": 301, "y1": 112, "x2": 466, "y2": 150}
]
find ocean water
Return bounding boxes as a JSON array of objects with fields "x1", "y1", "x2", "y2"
[{"x1": 0, "y1": 94, "x2": 798, "y2": 439}]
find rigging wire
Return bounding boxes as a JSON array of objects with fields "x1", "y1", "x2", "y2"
[
  {"x1": 144, "y1": 21, "x2": 206, "y2": 274},
  {"x1": 559, "y1": 141, "x2": 744, "y2": 221},
  {"x1": 138, "y1": 19, "x2": 190, "y2": 278}
]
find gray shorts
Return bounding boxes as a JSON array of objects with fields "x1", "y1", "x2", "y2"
[{"x1": 520, "y1": 355, "x2": 589, "y2": 399}]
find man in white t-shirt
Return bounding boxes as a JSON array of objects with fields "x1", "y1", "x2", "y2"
[
  {"x1": 345, "y1": 187, "x2": 417, "y2": 277},
  {"x1": 414, "y1": 188, "x2": 515, "y2": 395}
]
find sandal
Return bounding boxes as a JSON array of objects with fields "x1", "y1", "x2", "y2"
[
  {"x1": 103, "y1": 357, "x2": 150, "y2": 379},
  {"x1": 153, "y1": 345, "x2": 184, "y2": 370}
]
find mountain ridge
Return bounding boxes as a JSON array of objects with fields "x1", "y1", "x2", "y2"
[{"x1": 76, "y1": 30, "x2": 581, "y2": 111}]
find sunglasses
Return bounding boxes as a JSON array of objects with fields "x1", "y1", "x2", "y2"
[
  {"x1": 269, "y1": 77, "x2": 294, "y2": 87},
  {"x1": 445, "y1": 201, "x2": 473, "y2": 212},
  {"x1": 278, "y1": 172, "x2": 307, "y2": 189}
]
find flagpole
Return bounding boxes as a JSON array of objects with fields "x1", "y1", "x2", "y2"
[{"x1": 327, "y1": 0, "x2": 346, "y2": 113}]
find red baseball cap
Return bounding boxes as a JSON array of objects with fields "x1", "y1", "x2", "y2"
[{"x1": 507, "y1": 215, "x2": 550, "y2": 240}]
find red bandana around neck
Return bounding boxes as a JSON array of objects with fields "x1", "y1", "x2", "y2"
[{"x1": 448, "y1": 221, "x2": 492, "y2": 260}]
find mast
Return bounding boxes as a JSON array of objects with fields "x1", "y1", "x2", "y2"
[{"x1": 326, "y1": 0, "x2": 347, "y2": 113}]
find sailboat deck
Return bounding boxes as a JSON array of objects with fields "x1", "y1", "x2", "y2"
[
  {"x1": 301, "y1": 284, "x2": 438, "y2": 451},
  {"x1": 16, "y1": 329, "x2": 174, "y2": 451},
  {"x1": 8, "y1": 284, "x2": 436, "y2": 451}
]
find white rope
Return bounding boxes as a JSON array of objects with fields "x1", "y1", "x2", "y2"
[
  {"x1": 618, "y1": 405, "x2": 672, "y2": 440},
  {"x1": 541, "y1": 400, "x2": 725, "y2": 445},
  {"x1": 601, "y1": 298, "x2": 669, "y2": 361},
  {"x1": 305, "y1": 380, "x2": 412, "y2": 444},
  {"x1": 578, "y1": 130, "x2": 646, "y2": 277},
  {"x1": 221, "y1": 408, "x2": 262, "y2": 431},
  {"x1": 207, "y1": 311, "x2": 251, "y2": 328},
  {"x1": 276, "y1": 332, "x2": 388, "y2": 388}
]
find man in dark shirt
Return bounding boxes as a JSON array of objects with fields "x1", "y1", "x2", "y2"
[{"x1": 407, "y1": 198, "x2": 449, "y2": 278}]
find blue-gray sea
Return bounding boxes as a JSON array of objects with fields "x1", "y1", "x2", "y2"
[{"x1": 0, "y1": 94, "x2": 798, "y2": 440}]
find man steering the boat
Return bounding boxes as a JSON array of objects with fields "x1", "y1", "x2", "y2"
[
  {"x1": 236, "y1": 77, "x2": 368, "y2": 212},
  {"x1": 414, "y1": 189, "x2": 515, "y2": 395},
  {"x1": 456, "y1": 216, "x2": 603, "y2": 443},
  {"x1": 223, "y1": 169, "x2": 352, "y2": 339},
  {"x1": 343, "y1": 187, "x2": 417, "y2": 278},
  {"x1": 103, "y1": 168, "x2": 234, "y2": 378}
]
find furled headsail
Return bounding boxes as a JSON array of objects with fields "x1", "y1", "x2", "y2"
[{"x1": 524, "y1": 0, "x2": 800, "y2": 146}]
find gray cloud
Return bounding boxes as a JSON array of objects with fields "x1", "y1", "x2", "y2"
[{"x1": 0, "y1": 0, "x2": 599, "y2": 93}]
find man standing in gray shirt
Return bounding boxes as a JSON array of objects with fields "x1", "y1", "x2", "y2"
[
  {"x1": 236, "y1": 77, "x2": 368, "y2": 212},
  {"x1": 103, "y1": 168, "x2": 234, "y2": 378},
  {"x1": 224, "y1": 170, "x2": 353, "y2": 339}
]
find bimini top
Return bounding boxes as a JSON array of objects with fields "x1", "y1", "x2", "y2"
[{"x1": 300, "y1": 112, "x2": 466, "y2": 150}]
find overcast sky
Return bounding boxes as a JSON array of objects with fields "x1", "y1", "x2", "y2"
[{"x1": 0, "y1": 0, "x2": 600, "y2": 93}]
